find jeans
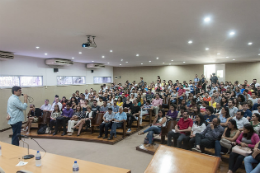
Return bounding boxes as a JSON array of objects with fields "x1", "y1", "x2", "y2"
[
  {"x1": 110, "y1": 122, "x2": 123, "y2": 137},
  {"x1": 228, "y1": 152, "x2": 245, "y2": 172},
  {"x1": 189, "y1": 137, "x2": 195, "y2": 150},
  {"x1": 244, "y1": 155, "x2": 260, "y2": 173},
  {"x1": 11, "y1": 121, "x2": 22, "y2": 146},
  {"x1": 55, "y1": 117, "x2": 69, "y2": 133},
  {"x1": 99, "y1": 122, "x2": 112, "y2": 137},
  {"x1": 194, "y1": 133, "x2": 215, "y2": 153},
  {"x1": 127, "y1": 113, "x2": 137, "y2": 129},
  {"x1": 167, "y1": 131, "x2": 190, "y2": 149},
  {"x1": 143, "y1": 126, "x2": 161, "y2": 144},
  {"x1": 214, "y1": 140, "x2": 229, "y2": 157}
]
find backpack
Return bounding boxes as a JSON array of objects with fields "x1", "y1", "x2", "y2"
[{"x1": 37, "y1": 125, "x2": 47, "y2": 134}]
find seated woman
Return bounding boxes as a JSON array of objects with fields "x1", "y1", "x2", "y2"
[
  {"x1": 117, "y1": 97, "x2": 123, "y2": 107},
  {"x1": 123, "y1": 96, "x2": 132, "y2": 108},
  {"x1": 97, "y1": 97, "x2": 104, "y2": 107},
  {"x1": 67, "y1": 106, "x2": 85, "y2": 136},
  {"x1": 136, "y1": 94, "x2": 144, "y2": 106},
  {"x1": 170, "y1": 89, "x2": 178, "y2": 103},
  {"x1": 61, "y1": 96, "x2": 68, "y2": 109},
  {"x1": 49, "y1": 105, "x2": 61, "y2": 133},
  {"x1": 140, "y1": 100, "x2": 152, "y2": 123},
  {"x1": 214, "y1": 102, "x2": 222, "y2": 116},
  {"x1": 228, "y1": 124, "x2": 260, "y2": 173},
  {"x1": 215, "y1": 119, "x2": 240, "y2": 158},
  {"x1": 209, "y1": 96, "x2": 216, "y2": 108},
  {"x1": 70, "y1": 96, "x2": 78, "y2": 105},
  {"x1": 200, "y1": 101, "x2": 208, "y2": 115},
  {"x1": 130, "y1": 94, "x2": 135, "y2": 102},
  {"x1": 219, "y1": 107, "x2": 231, "y2": 127},
  {"x1": 71, "y1": 106, "x2": 93, "y2": 136},
  {"x1": 244, "y1": 141, "x2": 260, "y2": 173},
  {"x1": 138, "y1": 109, "x2": 167, "y2": 147},
  {"x1": 166, "y1": 104, "x2": 178, "y2": 120},
  {"x1": 188, "y1": 114, "x2": 207, "y2": 150},
  {"x1": 71, "y1": 101, "x2": 77, "y2": 111},
  {"x1": 250, "y1": 113, "x2": 260, "y2": 136},
  {"x1": 107, "y1": 95, "x2": 114, "y2": 107},
  {"x1": 22, "y1": 104, "x2": 42, "y2": 135}
]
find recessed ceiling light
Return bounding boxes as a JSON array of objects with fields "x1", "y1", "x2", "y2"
[
  {"x1": 102, "y1": 56, "x2": 105, "y2": 58},
  {"x1": 125, "y1": 61, "x2": 128, "y2": 63},
  {"x1": 36, "y1": 47, "x2": 40, "y2": 49},
  {"x1": 163, "y1": 62, "x2": 165, "y2": 64},
  {"x1": 79, "y1": 52, "x2": 82, "y2": 54},
  {"x1": 92, "y1": 61, "x2": 94, "y2": 62},
  {"x1": 121, "y1": 59, "x2": 123, "y2": 61},
  {"x1": 233, "y1": 59, "x2": 235, "y2": 60},
  {"x1": 171, "y1": 60, "x2": 174, "y2": 61},
  {"x1": 149, "y1": 61, "x2": 151, "y2": 62},
  {"x1": 44, "y1": 53, "x2": 48, "y2": 55},
  {"x1": 183, "y1": 62, "x2": 186, "y2": 63},
  {"x1": 107, "y1": 62, "x2": 109, "y2": 64},
  {"x1": 205, "y1": 48, "x2": 209, "y2": 51},
  {"x1": 229, "y1": 31, "x2": 236, "y2": 36},
  {"x1": 119, "y1": 64, "x2": 122, "y2": 65},
  {"x1": 258, "y1": 54, "x2": 260, "y2": 56},
  {"x1": 248, "y1": 42, "x2": 253, "y2": 45},
  {"x1": 156, "y1": 57, "x2": 159, "y2": 60},
  {"x1": 110, "y1": 50, "x2": 113, "y2": 52},
  {"x1": 141, "y1": 63, "x2": 143, "y2": 65},
  {"x1": 204, "y1": 17, "x2": 211, "y2": 23},
  {"x1": 136, "y1": 54, "x2": 139, "y2": 56},
  {"x1": 72, "y1": 57, "x2": 74, "y2": 59},
  {"x1": 217, "y1": 53, "x2": 220, "y2": 55},
  {"x1": 226, "y1": 57, "x2": 229, "y2": 58},
  {"x1": 188, "y1": 40, "x2": 193, "y2": 44}
]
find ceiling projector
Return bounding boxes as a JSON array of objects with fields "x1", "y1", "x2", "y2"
[{"x1": 82, "y1": 35, "x2": 97, "y2": 49}]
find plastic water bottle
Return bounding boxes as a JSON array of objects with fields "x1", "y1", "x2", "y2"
[
  {"x1": 0, "y1": 145, "x2": 2, "y2": 156},
  {"x1": 35, "y1": 151, "x2": 41, "y2": 167},
  {"x1": 73, "y1": 161, "x2": 79, "y2": 172}
]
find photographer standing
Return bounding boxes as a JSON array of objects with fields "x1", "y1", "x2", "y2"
[{"x1": 7, "y1": 86, "x2": 28, "y2": 146}]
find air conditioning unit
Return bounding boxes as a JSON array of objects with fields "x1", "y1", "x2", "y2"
[
  {"x1": 85, "y1": 63, "x2": 105, "y2": 69},
  {"x1": 0, "y1": 51, "x2": 14, "y2": 60},
  {"x1": 45, "y1": 58, "x2": 73, "y2": 66}
]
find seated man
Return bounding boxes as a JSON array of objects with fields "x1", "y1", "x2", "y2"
[
  {"x1": 177, "y1": 84, "x2": 186, "y2": 102},
  {"x1": 53, "y1": 103, "x2": 74, "y2": 136},
  {"x1": 241, "y1": 102, "x2": 252, "y2": 121},
  {"x1": 91, "y1": 100, "x2": 100, "y2": 115},
  {"x1": 51, "y1": 98, "x2": 62, "y2": 111},
  {"x1": 98, "y1": 108, "x2": 115, "y2": 139},
  {"x1": 100, "y1": 101, "x2": 109, "y2": 113},
  {"x1": 204, "y1": 106, "x2": 216, "y2": 123},
  {"x1": 108, "y1": 107, "x2": 127, "y2": 140},
  {"x1": 146, "y1": 89, "x2": 154, "y2": 102},
  {"x1": 167, "y1": 111, "x2": 193, "y2": 149},
  {"x1": 192, "y1": 118, "x2": 224, "y2": 153},
  {"x1": 40, "y1": 99, "x2": 51, "y2": 112},
  {"x1": 112, "y1": 102, "x2": 119, "y2": 113},
  {"x1": 140, "y1": 100, "x2": 152, "y2": 123},
  {"x1": 127, "y1": 99, "x2": 140, "y2": 133},
  {"x1": 233, "y1": 110, "x2": 249, "y2": 131},
  {"x1": 151, "y1": 93, "x2": 163, "y2": 116},
  {"x1": 22, "y1": 104, "x2": 42, "y2": 134}
]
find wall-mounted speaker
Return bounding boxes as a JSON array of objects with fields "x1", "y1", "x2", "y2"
[{"x1": 54, "y1": 68, "x2": 58, "y2": 73}]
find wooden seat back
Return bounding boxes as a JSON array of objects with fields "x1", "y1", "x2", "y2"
[
  {"x1": 161, "y1": 119, "x2": 177, "y2": 143},
  {"x1": 91, "y1": 113, "x2": 104, "y2": 126}
]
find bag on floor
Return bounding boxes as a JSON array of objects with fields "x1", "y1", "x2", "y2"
[
  {"x1": 37, "y1": 125, "x2": 47, "y2": 134},
  {"x1": 220, "y1": 138, "x2": 232, "y2": 150},
  {"x1": 232, "y1": 145, "x2": 252, "y2": 156}
]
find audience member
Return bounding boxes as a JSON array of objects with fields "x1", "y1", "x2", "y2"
[
  {"x1": 40, "y1": 99, "x2": 51, "y2": 112},
  {"x1": 22, "y1": 104, "x2": 42, "y2": 135},
  {"x1": 204, "y1": 106, "x2": 217, "y2": 123},
  {"x1": 49, "y1": 104, "x2": 61, "y2": 133},
  {"x1": 127, "y1": 100, "x2": 140, "y2": 133},
  {"x1": 67, "y1": 106, "x2": 85, "y2": 135},
  {"x1": 250, "y1": 113, "x2": 260, "y2": 135},
  {"x1": 51, "y1": 98, "x2": 62, "y2": 111},
  {"x1": 244, "y1": 141, "x2": 260, "y2": 173},
  {"x1": 98, "y1": 108, "x2": 115, "y2": 139}
]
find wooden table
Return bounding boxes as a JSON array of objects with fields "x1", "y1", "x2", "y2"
[
  {"x1": 0, "y1": 142, "x2": 131, "y2": 173},
  {"x1": 145, "y1": 145, "x2": 220, "y2": 173}
]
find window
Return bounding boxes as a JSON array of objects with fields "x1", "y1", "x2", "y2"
[
  {"x1": 204, "y1": 65, "x2": 216, "y2": 80},
  {"x1": 0, "y1": 76, "x2": 20, "y2": 87},
  {"x1": 0, "y1": 76, "x2": 42, "y2": 88},
  {"x1": 20, "y1": 76, "x2": 43, "y2": 87},
  {"x1": 93, "y1": 76, "x2": 112, "y2": 84},
  {"x1": 217, "y1": 70, "x2": 223, "y2": 78},
  {"x1": 57, "y1": 76, "x2": 86, "y2": 85}
]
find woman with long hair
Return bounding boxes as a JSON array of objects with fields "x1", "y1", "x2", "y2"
[
  {"x1": 220, "y1": 97, "x2": 228, "y2": 107},
  {"x1": 219, "y1": 107, "x2": 231, "y2": 127},
  {"x1": 215, "y1": 119, "x2": 240, "y2": 158},
  {"x1": 67, "y1": 106, "x2": 85, "y2": 135},
  {"x1": 228, "y1": 124, "x2": 260, "y2": 173},
  {"x1": 61, "y1": 96, "x2": 68, "y2": 109},
  {"x1": 49, "y1": 105, "x2": 61, "y2": 133},
  {"x1": 130, "y1": 94, "x2": 135, "y2": 102},
  {"x1": 250, "y1": 113, "x2": 260, "y2": 135},
  {"x1": 123, "y1": 96, "x2": 132, "y2": 108},
  {"x1": 70, "y1": 96, "x2": 78, "y2": 105},
  {"x1": 117, "y1": 97, "x2": 123, "y2": 107},
  {"x1": 233, "y1": 98, "x2": 239, "y2": 108},
  {"x1": 166, "y1": 104, "x2": 178, "y2": 120}
]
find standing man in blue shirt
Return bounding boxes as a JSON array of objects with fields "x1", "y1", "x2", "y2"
[{"x1": 7, "y1": 86, "x2": 28, "y2": 146}]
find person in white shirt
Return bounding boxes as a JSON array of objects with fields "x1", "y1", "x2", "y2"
[
  {"x1": 249, "y1": 92, "x2": 258, "y2": 105},
  {"x1": 51, "y1": 98, "x2": 62, "y2": 111},
  {"x1": 184, "y1": 83, "x2": 190, "y2": 97},
  {"x1": 232, "y1": 110, "x2": 249, "y2": 130},
  {"x1": 188, "y1": 114, "x2": 207, "y2": 149},
  {"x1": 84, "y1": 89, "x2": 89, "y2": 100},
  {"x1": 40, "y1": 99, "x2": 51, "y2": 112}
]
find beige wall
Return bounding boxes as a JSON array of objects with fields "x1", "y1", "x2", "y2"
[
  {"x1": 0, "y1": 84, "x2": 101, "y2": 130},
  {"x1": 113, "y1": 65, "x2": 204, "y2": 84},
  {"x1": 226, "y1": 62, "x2": 260, "y2": 83}
]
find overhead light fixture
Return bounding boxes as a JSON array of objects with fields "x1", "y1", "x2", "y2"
[
  {"x1": 110, "y1": 50, "x2": 113, "y2": 52},
  {"x1": 248, "y1": 42, "x2": 253, "y2": 45},
  {"x1": 125, "y1": 61, "x2": 128, "y2": 63},
  {"x1": 169, "y1": 63, "x2": 171, "y2": 65},
  {"x1": 258, "y1": 54, "x2": 260, "y2": 56},
  {"x1": 149, "y1": 61, "x2": 151, "y2": 62},
  {"x1": 44, "y1": 53, "x2": 48, "y2": 55},
  {"x1": 183, "y1": 62, "x2": 186, "y2": 63},
  {"x1": 79, "y1": 52, "x2": 82, "y2": 54},
  {"x1": 119, "y1": 64, "x2": 122, "y2": 65},
  {"x1": 229, "y1": 31, "x2": 236, "y2": 36},
  {"x1": 163, "y1": 62, "x2": 165, "y2": 64},
  {"x1": 171, "y1": 60, "x2": 174, "y2": 61},
  {"x1": 205, "y1": 48, "x2": 209, "y2": 51},
  {"x1": 233, "y1": 59, "x2": 235, "y2": 60},
  {"x1": 102, "y1": 56, "x2": 105, "y2": 58},
  {"x1": 72, "y1": 57, "x2": 74, "y2": 59},
  {"x1": 204, "y1": 17, "x2": 211, "y2": 23},
  {"x1": 156, "y1": 57, "x2": 159, "y2": 60},
  {"x1": 188, "y1": 40, "x2": 193, "y2": 44},
  {"x1": 136, "y1": 54, "x2": 139, "y2": 56},
  {"x1": 36, "y1": 47, "x2": 40, "y2": 49},
  {"x1": 107, "y1": 62, "x2": 109, "y2": 64},
  {"x1": 226, "y1": 57, "x2": 229, "y2": 58},
  {"x1": 121, "y1": 59, "x2": 123, "y2": 61},
  {"x1": 217, "y1": 53, "x2": 220, "y2": 55},
  {"x1": 92, "y1": 61, "x2": 94, "y2": 62},
  {"x1": 141, "y1": 63, "x2": 143, "y2": 65}
]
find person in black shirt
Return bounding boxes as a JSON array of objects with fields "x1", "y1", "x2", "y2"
[
  {"x1": 22, "y1": 104, "x2": 42, "y2": 135},
  {"x1": 127, "y1": 99, "x2": 140, "y2": 133}
]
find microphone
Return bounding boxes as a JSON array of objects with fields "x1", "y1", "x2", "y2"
[{"x1": 17, "y1": 134, "x2": 34, "y2": 159}]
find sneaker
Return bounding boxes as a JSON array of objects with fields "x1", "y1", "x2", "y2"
[
  {"x1": 135, "y1": 117, "x2": 138, "y2": 121},
  {"x1": 127, "y1": 129, "x2": 131, "y2": 133},
  {"x1": 192, "y1": 147, "x2": 201, "y2": 153}
]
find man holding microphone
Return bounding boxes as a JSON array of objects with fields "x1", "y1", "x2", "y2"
[{"x1": 7, "y1": 86, "x2": 28, "y2": 146}]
